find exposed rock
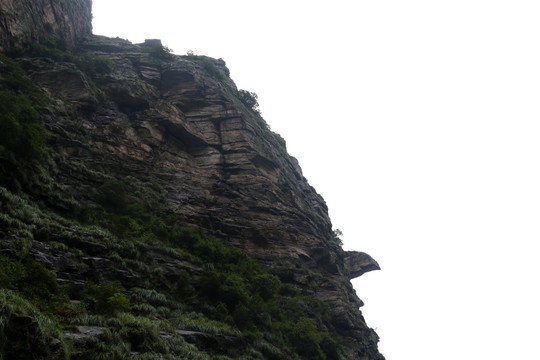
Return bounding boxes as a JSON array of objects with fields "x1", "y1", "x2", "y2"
[
  {"x1": 344, "y1": 251, "x2": 381, "y2": 279},
  {"x1": 2, "y1": 314, "x2": 64, "y2": 360},
  {"x1": 65, "y1": 326, "x2": 104, "y2": 341},
  {"x1": 174, "y1": 330, "x2": 241, "y2": 353},
  {"x1": 0, "y1": 0, "x2": 92, "y2": 51},
  {"x1": 0, "y1": 3, "x2": 384, "y2": 358},
  {"x1": 10, "y1": 33, "x2": 382, "y2": 357}
]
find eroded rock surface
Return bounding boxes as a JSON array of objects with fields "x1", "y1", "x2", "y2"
[
  {"x1": 344, "y1": 251, "x2": 381, "y2": 279},
  {"x1": 0, "y1": 0, "x2": 92, "y2": 51},
  {"x1": 6, "y1": 34, "x2": 383, "y2": 358},
  {"x1": 14, "y1": 35, "x2": 381, "y2": 358},
  {"x1": 1, "y1": 0, "x2": 384, "y2": 353}
]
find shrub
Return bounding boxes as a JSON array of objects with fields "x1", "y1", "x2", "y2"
[
  {"x1": 0, "y1": 289, "x2": 67, "y2": 359},
  {"x1": 202, "y1": 58, "x2": 226, "y2": 80},
  {"x1": 238, "y1": 90, "x2": 259, "y2": 112},
  {"x1": 193, "y1": 238, "x2": 220, "y2": 261},
  {"x1": 0, "y1": 54, "x2": 43, "y2": 96},
  {"x1": 288, "y1": 318, "x2": 327, "y2": 360},
  {"x1": 232, "y1": 303, "x2": 252, "y2": 330},
  {"x1": 143, "y1": 43, "x2": 174, "y2": 60},
  {"x1": 7, "y1": 40, "x2": 113, "y2": 77},
  {"x1": 25, "y1": 41, "x2": 68, "y2": 62},
  {"x1": 129, "y1": 288, "x2": 168, "y2": 306},
  {"x1": 252, "y1": 273, "x2": 281, "y2": 301},
  {"x1": 0, "y1": 255, "x2": 67, "y2": 314},
  {"x1": 107, "y1": 292, "x2": 131, "y2": 313},
  {"x1": 98, "y1": 179, "x2": 127, "y2": 212},
  {"x1": 169, "y1": 227, "x2": 204, "y2": 250},
  {"x1": 219, "y1": 274, "x2": 249, "y2": 310},
  {"x1": 74, "y1": 54, "x2": 114, "y2": 76},
  {"x1": 320, "y1": 333, "x2": 340, "y2": 359},
  {"x1": 0, "y1": 256, "x2": 25, "y2": 293},
  {"x1": 82, "y1": 282, "x2": 130, "y2": 315},
  {"x1": 0, "y1": 90, "x2": 47, "y2": 161}
]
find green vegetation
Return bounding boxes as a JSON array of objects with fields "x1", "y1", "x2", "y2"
[
  {"x1": 0, "y1": 175, "x2": 345, "y2": 359},
  {"x1": 6, "y1": 39, "x2": 114, "y2": 77},
  {"x1": 141, "y1": 42, "x2": 174, "y2": 60},
  {"x1": 0, "y1": 39, "x2": 353, "y2": 359},
  {"x1": 74, "y1": 53, "x2": 114, "y2": 77},
  {"x1": 0, "y1": 89, "x2": 47, "y2": 160},
  {"x1": 81, "y1": 282, "x2": 131, "y2": 315},
  {"x1": 236, "y1": 88, "x2": 287, "y2": 151},
  {"x1": 0, "y1": 255, "x2": 69, "y2": 315},
  {"x1": 201, "y1": 58, "x2": 227, "y2": 80},
  {"x1": 0, "y1": 289, "x2": 68, "y2": 360},
  {"x1": 184, "y1": 53, "x2": 227, "y2": 80},
  {"x1": 0, "y1": 54, "x2": 48, "y2": 161},
  {"x1": 238, "y1": 90, "x2": 260, "y2": 113}
]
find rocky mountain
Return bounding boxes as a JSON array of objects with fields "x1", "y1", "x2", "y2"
[
  {"x1": 0, "y1": 0, "x2": 92, "y2": 51},
  {"x1": 0, "y1": 1, "x2": 384, "y2": 359}
]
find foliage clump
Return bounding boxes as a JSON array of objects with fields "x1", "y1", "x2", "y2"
[
  {"x1": 0, "y1": 54, "x2": 48, "y2": 161},
  {"x1": 0, "y1": 289, "x2": 68, "y2": 360},
  {"x1": 0, "y1": 255, "x2": 69, "y2": 315},
  {"x1": 201, "y1": 58, "x2": 227, "y2": 80},
  {"x1": 6, "y1": 39, "x2": 114, "y2": 77},
  {"x1": 81, "y1": 282, "x2": 131, "y2": 315},
  {"x1": 0, "y1": 90, "x2": 47, "y2": 161},
  {"x1": 141, "y1": 41, "x2": 174, "y2": 60},
  {"x1": 238, "y1": 89, "x2": 260, "y2": 112}
]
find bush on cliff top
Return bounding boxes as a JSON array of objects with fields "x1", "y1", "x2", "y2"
[{"x1": 238, "y1": 89, "x2": 260, "y2": 112}]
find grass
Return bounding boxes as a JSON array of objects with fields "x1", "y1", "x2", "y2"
[
  {"x1": 0, "y1": 41, "x2": 367, "y2": 360},
  {"x1": 0, "y1": 177, "x2": 344, "y2": 358},
  {"x1": 0, "y1": 289, "x2": 68, "y2": 360}
]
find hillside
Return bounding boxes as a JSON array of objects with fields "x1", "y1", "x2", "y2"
[{"x1": 0, "y1": 1, "x2": 384, "y2": 359}]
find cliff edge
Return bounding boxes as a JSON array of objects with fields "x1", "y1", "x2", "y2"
[{"x1": 0, "y1": 1, "x2": 384, "y2": 359}]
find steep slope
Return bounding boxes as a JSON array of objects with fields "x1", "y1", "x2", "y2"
[
  {"x1": 0, "y1": 0, "x2": 92, "y2": 51},
  {"x1": 0, "y1": 2, "x2": 384, "y2": 359}
]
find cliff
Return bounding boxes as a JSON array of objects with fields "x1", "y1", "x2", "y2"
[
  {"x1": 0, "y1": 0, "x2": 92, "y2": 51},
  {"x1": 0, "y1": 2, "x2": 384, "y2": 359}
]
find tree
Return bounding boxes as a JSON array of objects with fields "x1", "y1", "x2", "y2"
[{"x1": 238, "y1": 90, "x2": 259, "y2": 112}]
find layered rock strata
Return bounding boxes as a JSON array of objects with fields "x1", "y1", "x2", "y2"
[
  {"x1": 31, "y1": 35, "x2": 381, "y2": 358},
  {"x1": 0, "y1": 1, "x2": 384, "y2": 358},
  {"x1": 0, "y1": 0, "x2": 92, "y2": 51}
]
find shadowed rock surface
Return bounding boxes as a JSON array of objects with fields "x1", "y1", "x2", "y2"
[{"x1": 0, "y1": 0, "x2": 92, "y2": 51}]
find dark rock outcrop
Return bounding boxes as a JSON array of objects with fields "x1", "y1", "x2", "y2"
[
  {"x1": 344, "y1": 251, "x2": 381, "y2": 279},
  {"x1": 0, "y1": 0, "x2": 92, "y2": 51},
  {"x1": 2, "y1": 314, "x2": 64, "y2": 360}
]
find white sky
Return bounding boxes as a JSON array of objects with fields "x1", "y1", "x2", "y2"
[{"x1": 92, "y1": 1, "x2": 540, "y2": 359}]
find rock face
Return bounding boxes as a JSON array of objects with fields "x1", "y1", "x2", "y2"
[
  {"x1": 41, "y1": 34, "x2": 382, "y2": 359},
  {"x1": 344, "y1": 251, "x2": 381, "y2": 279},
  {"x1": 0, "y1": 2, "x2": 384, "y2": 359},
  {"x1": 0, "y1": 0, "x2": 92, "y2": 51}
]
